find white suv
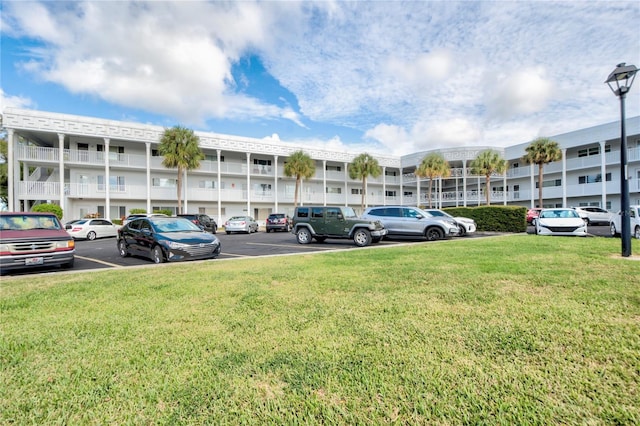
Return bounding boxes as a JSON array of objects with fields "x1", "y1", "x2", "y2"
[
  {"x1": 572, "y1": 207, "x2": 613, "y2": 225},
  {"x1": 609, "y1": 205, "x2": 640, "y2": 239}
]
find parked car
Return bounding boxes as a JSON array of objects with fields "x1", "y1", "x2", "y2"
[
  {"x1": 117, "y1": 216, "x2": 221, "y2": 264},
  {"x1": 65, "y1": 218, "x2": 118, "y2": 240},
  {"x1": 123, "y1": 213, "x2": 167, "y2": 225},
  {"x1": 177, "y1": 214, "x2": 217, "y2": 234},
  {"x1": 572, "y1": 206, "x2": 613, "y2": 225},
  {"x1": 361, "y1": 206, "x2": 459, "y2": 241},
  {"x1": 292, "y1": 206, "x2": 386, "y2": 247},
  {"x1": 422, "y1": 208, "x2": 476, "y2": 236},
  {"x1": 526, "y1": 208, "x2": 542, "y2": 225},
  {"x1": 609, "y1": 205, "x2": 640, "y2": 239},
  {"x1": 0, "y1": 212, "x2": 75, "y2": 273},
  {"x1": 533, "y1": 208, "x2": 588, "y2": 236},
  {"x1": 266, "y1": 213, "x2": 291, "y2": 232},
  {"x1": 224, "y1": 216, "x2": 259, "y2": 234}
]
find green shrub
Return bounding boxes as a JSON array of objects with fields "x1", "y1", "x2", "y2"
[
  {"x1": 129, "y1": 208, "x2": 147, "y2": 214},
  {"x1": 444, "y1": 206, "x2": 527, "y2": 232},
  {"x1": 31, "y1": 203, "x2": 63, "y2": 220}
]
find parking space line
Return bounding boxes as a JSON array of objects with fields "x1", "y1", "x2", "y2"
[
  {"x1": 246, "y1": 242, "x2": 345, "y2": 250},
  {"x1": 75, "y1": 255, "x2": 123, "y2": 268}
]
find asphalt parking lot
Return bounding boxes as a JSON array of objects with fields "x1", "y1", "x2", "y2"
[{"x1": 3, "y1": 225, "x2": 615, "y2": 276}]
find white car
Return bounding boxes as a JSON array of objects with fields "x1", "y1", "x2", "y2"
[
  {"x1": 224, "y1": 216, "x2": 259, "y2": 234},
  {"x1": 533, "y1": 208, "x2": 588, "y2": 236},
  {"x1": 572, "y1": 206, "x2": 613, "y2": 225},
  {"x1": 66, "y1": 218, "x2": 119, "y2": 240},
  {"x1": 609, "y1": 205, "x2": 640, "y2": 239},
  {"x1": 422, "y1": 208, "x2": 477, "y2": 236}
]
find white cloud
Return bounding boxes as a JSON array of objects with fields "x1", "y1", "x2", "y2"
[{"x1": 0, "y1": 89, "x2": 33, "y2": 111}]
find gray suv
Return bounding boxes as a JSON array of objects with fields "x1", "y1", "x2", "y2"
[
  {"x1": 361, "y1": 206, "x2": 459, "y2": 241},
  {"x1": 292, "y1": 206, "x2": 387, "y2": 247}
]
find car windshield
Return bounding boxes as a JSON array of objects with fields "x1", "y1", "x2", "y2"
[
  {"x1": 342, "y1": 207, "x2": 357, "y2": 218},
  {"x1": 540, "y1": 209, "x2": 579, "y2": 219},
  {"x1": 229, "y1": 216, "x2": 246, "y2": 221},
  {"x1": 427, "y1": 210, "x2": 452, "y2": 218},
  {"x1": 152, "y1": 218, "x2": 202, "y2": 232},
  {"x1": 1, "y1": 215, "x2": 62, "y2": 230}
]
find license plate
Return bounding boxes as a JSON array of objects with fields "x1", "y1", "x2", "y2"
[{"x1": 25, "y1": 257, "x2": 44, "y2": 266}]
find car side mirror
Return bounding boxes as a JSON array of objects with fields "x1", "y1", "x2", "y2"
[
  {"x1": 337, "y1": 214, "x2": 344, "y2": 220},
  {"x1": 416, "y1": 214, "x2": 424, "y2": 219}
]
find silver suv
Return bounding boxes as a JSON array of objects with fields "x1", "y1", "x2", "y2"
[
  {"x1": 292, "y1": 206, "x2": 387, "y2": 247},
  {"x1": 361, "y1": 206, "x2": 459, "y2": 241}
]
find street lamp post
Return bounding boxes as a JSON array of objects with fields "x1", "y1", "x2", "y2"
[{"x1": 605, "y1": 63, "x2": 638, "y2": 257}]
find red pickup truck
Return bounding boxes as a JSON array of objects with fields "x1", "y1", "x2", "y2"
[{"x1": 0, "y1": 212, "x2": 75, "y2": 274}]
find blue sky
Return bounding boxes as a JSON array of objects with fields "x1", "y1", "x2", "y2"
[{"x1": 1, "y1": 1, "x2": 639, "y2": 156}]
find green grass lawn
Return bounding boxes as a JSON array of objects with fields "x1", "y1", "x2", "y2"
[{"x1": 1, "y1": 235, "x2": 639, "y2": 424}]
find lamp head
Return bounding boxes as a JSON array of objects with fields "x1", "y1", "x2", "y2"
[{"x1": 605, "y1": 63, "x2": 638, "y2": 97}]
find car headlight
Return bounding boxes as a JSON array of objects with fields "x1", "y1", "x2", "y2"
[{"x1": 167, "y1": 241, "x2": 189, "y2": 249}]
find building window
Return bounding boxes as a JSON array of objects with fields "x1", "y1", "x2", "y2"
[
  {"x1": 578, "y1": 173, "x2": 611, "y2": 184},
  {"x1": 97, "y1": 175, "x2": 125, "y2": 191},
  {"x1": 326, "y1": 187, "x2": 342, "y2": 194},
  {"x1": 385, "y1": 190, "x2": 397, "y2": 197},
  {"x1": 199, "y1": 180, "x2": 216, "y2": 189},
  {"x1": 404, "y1": 191, "x2": 413, "y2": 197},
  {"x1": 326, "y1": 165, "x2": 342, "y2": 172},
  {"x1": 385, "y1": 170, "x2": 397, "y2": 176},
  {"x1": 351, "y1": 188, "x2": 363, "y2": 195},
  {"x1": 152, "y1": 178, "x2": 177, "y2": 187},
  {"x1": 535, "y1": 179, "x2": 562, "y2": 189}
]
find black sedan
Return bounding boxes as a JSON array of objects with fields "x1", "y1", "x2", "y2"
[{"x1": 117, "y1": 216, "x2": 221, "y2": 264}]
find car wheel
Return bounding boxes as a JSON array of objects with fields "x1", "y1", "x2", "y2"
[
  {"x1": 152, "y1": 246, "x2": 165, "y2": 264},
  {"x1": 634, "y1": 226, "x2": 640, "y2": 240},
  {"x1": 226, "y1": 231, "x2": 231, "y2": 235},
  {"x1": 610, "y1": 223, "x2": 618, "y2": 237},
  {"x1": 353, "y1": 229, "x2": 371, "y2": 247},
  {"x1": 87, "y1": 231, "x2": 97, "y2": 241},
  {"x1": 372, "y1": 237, "x2": 381, "y2": 244},
  {"x1": 266, "y1": 228, "x2": 271, "y2": 233},
  {"x1": 457, "y1": 224, "x2": 466, "y2": 236},
  {"x1": 296, "y1": 228, "x2": 312, "y2": 244},
  {"x1": 118, "y1": 239, "x2": 130, "y2": 257},
  {"x1": 425, "y1": 227, "x2": 444, "y2": 241}
]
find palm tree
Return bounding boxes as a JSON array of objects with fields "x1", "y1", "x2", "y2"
[
  {"x1": 414, "y1": 153, "x2": 451, "y2": 208},
  {"x1": 522, "y1": 137, "x2": 562, "y2": 208},
  {"x1": 284, "y1": 150, "x2": 316, "y2": 207},
  {"x1": 348, "y1": 153, "x2": 382, "y2": 212},
  {"x1": 470, "y1": 150, "x2": 508, "y2": 205},
  {"x1": 158, "y1": 126, "x2": 204, "y2": 214}
]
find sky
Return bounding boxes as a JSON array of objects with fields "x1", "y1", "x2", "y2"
[{"x1": 1, "y1": 0, "x2": 639, "y2": 156}]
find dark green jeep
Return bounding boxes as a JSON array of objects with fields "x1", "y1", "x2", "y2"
[{"x1": 291, "y1": 206, "x2": 387, "y2": 247}]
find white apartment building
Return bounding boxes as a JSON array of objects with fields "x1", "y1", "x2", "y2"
[{"x1": 2, "y1": 108, "x2": 639, "y2": 225}]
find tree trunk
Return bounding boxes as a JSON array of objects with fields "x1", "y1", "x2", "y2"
[
  {"x1": 485, "y1": 175, "x2": 491, "y2": 205},
  {"x1": 177, "y1": 167, "x2": 183, "y2": 214},
  {"x1": 538, "y1": 163, "x2": 544, "y2": 208},
  {"x1": 294, "y1": 177, "x2": 300, "y2": 207},
  {"x1": 361, "y1": 177, "x2": 366, "y2": 213},
  {"x1": 428, "y1": 179, "x2": 433, "y2": 208}
]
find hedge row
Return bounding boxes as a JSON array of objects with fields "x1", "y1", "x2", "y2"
[{"x1": 443, "y1": 205, "x2": 528, "y2": 233}]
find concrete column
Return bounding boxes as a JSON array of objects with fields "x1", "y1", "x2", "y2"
[
  {"x1": 382, "y1": 166, "x2": 387, "y2": 206},
  {"x1": 246, "y1": 152, "x2": 251, "y2": 214},
  {"x1": 462, "y1": 161, "x2": 467, "y2": 207},
  {"x1": 58, "y1": 133, "x2": 65, "y2": 219},
  {"x1": 561, "y1": 148, "x2": 567, "y2": 207},
  {"x1": 274, "y1": 155, "x2": 279, "y2": 213},
  {"x1": 146, "y1": 143, "x2": 151, "y2": 214},
  {"x1": 599, "y1": 141, "x2": 607, "y2": 208},
  {"x1": 400, "y1": 169, "x2": 404, "y2": 206},
  {"x1": 217, "y1": 149, "x2": 222, "y2": 224},
  {"x1": 7, "y1": 129, "x2": 15, "y2": 211},
  {"x1": 503, "y1": 174, "x2": 507, "y2": 205},
  {"x1": 344, "y1": 162, "x2": 348, "y2": 206},
  {"x1": 322, "y1": 160, "x2": 327, "y2": 206},
  {"x1": 530, "y1": 163, "x2": 536, "y2": 208},
  {"x1": 104, "y1": 138, "x2": 110, "y2": 218}
]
